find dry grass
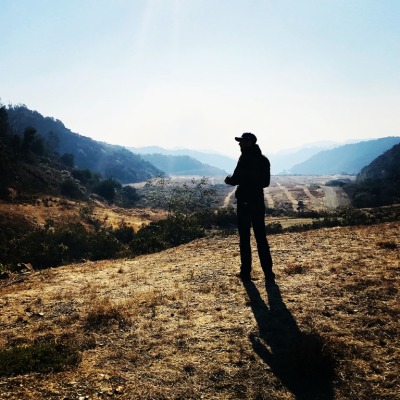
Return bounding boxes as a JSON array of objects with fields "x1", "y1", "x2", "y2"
[
  {"x1": 0, "y1": 196, "x2": 164, "y2": 231},
  {"x1": 0, "y1": 221, "x2": 398, "y2": 399}
]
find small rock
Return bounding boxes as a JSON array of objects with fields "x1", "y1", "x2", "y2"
[
  {"x1": 16, "y1": 263, "x2": 34, "y2": 273},
  {"x1": 115, "y1": 386, "x2": 124, "y2": 394},
  {"x1": 0, "y1": 271, "x2": 9, "y2": 280}
]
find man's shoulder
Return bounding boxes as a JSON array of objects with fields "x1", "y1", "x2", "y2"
[{"x1": 260, "y1": 154, "x2": 270, "y2": 167}]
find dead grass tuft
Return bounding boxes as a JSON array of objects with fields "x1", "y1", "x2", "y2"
[
  {"x1": 84, "y1": 298, "x2": 131, "y2": 331},
  {"x1": 283, "y1": 263, "x2": 306, "y2": 275}
]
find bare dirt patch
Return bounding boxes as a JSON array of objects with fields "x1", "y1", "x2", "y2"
[
  {"x1": 271, "y1": 176, "x2": 353, "y2": 211},
  {"x1": 0, "y1": 222, "x2": 398, "y2": 399}
]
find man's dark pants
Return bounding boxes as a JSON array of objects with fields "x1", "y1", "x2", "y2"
[{"x1": 237, "y1": 201, "x2": 274, "y2": 279}]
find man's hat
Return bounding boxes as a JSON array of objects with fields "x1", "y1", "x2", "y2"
[{"x1": 235, "y1": 132, "x2": 257, "y2": 143}]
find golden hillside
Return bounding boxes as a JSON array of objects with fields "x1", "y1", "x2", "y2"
[{"x1": 0, "y1": 221, "x2": 398, "y2": 399}]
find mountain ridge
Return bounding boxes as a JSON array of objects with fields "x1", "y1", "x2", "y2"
[
  {"x1": 343, "y1": 143, "x2": 400, "y2": 207},
  {"x1": 287, "y1": 137, "x2": 400, "y2": 175},
  {"x1": 6, "y1": 105, "x2": 163, "y2": 184}
]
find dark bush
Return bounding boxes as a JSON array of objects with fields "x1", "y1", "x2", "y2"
[
  {"x1": 119, "y1": 185, "x2": 140, "y2": 207},
  {"x1": 94, "y1": 178, "x2": 122, "y2": 201},
  {"x1": 197, "y1": 207, "x2": 237, "y2": 229},
  {"x1": 60, "y1": 178, "x2": 86, "y2": 200},
  {"x1": 265, "y1": 222, "x2": 283, "y2": 234},
  {"x1": 130, "y1": 215, "x2": 204, "y2": 256},
  {"x1": 71, "y1": 168, "x2": 100, "y2": 186},
  {"x1": 4, "y1": 220, "x2": 123, "y2": 269},
  {"x1": 86, "y1": 228, "x2": 122, "y2": 261},
  {"x1": 0, "y1": 341, "x2": 81, "y2": 376},
  {"x1": 114, "y1": 221, "x2": 135, "y2": 244}
]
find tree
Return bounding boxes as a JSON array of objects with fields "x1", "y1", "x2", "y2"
[
  {"x1": 0, "y1": 106, "x2": 9, "y2": 138},
  {"x1": 297, "y1": 200, "x2": 305, "y2": 213},
  {"x1": 46, "y1": 131, "x2": 60, "y2": 155},
  {"x1": 60, "y1": 153, "x2": 75, "y2": 168},
  {"x1": 22, "y1": 127, "x2": 37, "y2": 150},
  {"x1": 140, "y1": 177, "x2": 217, "y2": 245},
  {"x1": 94, "y1": 178, "x2": 122, "y2": 202},
  {"x1": 145, "y1": 177, "x2": 216, "y2": 219},
  {"x1": 21, "y1": 127, "x2": 44, "y2": 157}
]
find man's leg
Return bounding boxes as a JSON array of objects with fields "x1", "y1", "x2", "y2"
[
  {"x1": 252, "y1": 207, "x2": 274, "y2": 279},
  {"x1": 237, "y1": 202, "x2": 252, "y2": 277}
]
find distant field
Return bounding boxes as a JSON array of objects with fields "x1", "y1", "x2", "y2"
[{"x1": 221, "y1": 175, "x2": 354, "y2": 211}]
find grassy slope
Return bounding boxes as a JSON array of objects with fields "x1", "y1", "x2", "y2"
[{"x1": 0, "y1": 222, "x2": 399, "y2": 400}]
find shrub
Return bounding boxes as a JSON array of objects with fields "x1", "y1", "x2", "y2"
[
  {"x1": 60, "y1": 178, "x2": 86, "y2": 200},
  {"x1": 71, "y1": 168, "x2": 99, "y2": 185},
  {"x1": 130, "y1": 214, "x2": 205, "y2": 256},
  {"x1": 210, "y1": 207, "x2": 237, "y2": 228},
  {"x1": 265, "y1": 222, "x2": 283, "y2": 234},
  {"x1": 0, "y1": 341, "x2": 81, "y2": 376},
  {"x1": 114, "y1": 221, "x2": 135, "y2": 244},
  {"x1": 7, "y1": 220, "x2": 123, "y2": 269},
  {"x1": 119, "y1": 185, "x2": 140, "y2": 207},
  {"x1": 197, "y1": 207, "x2": 237, "y2": 230},
  {"x1": 86, "y1": 227, "x2": 123, "y2": 261},
  {"x1": 94, "y1": 178, "x2": 122, "y2": 201},
  {"x1": 60, "y1": 153, "x2": 74, "y2": 168}
]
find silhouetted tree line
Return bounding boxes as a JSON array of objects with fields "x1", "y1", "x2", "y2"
[{"x1": 0, "y1": 105, "x2": 140, "y2": 205}]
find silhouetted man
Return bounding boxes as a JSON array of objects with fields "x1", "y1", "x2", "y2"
[{"x1": 225, "y1": 132, "x2": 274, "y2": 283}]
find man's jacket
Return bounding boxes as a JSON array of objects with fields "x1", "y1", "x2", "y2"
[{"x1": 226, "y1": 144, "x2": 270, "y2": 204}]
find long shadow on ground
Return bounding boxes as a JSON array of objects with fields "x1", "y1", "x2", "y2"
[{"x1": 243, "y1": 281, "x2": 336, "y2": 400}]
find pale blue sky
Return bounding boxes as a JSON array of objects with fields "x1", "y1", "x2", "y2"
[{"x1": 1, "y1": 0, "x2": 399, "y2": 157}]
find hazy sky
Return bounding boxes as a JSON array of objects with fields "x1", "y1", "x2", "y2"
[{"x1": 1, "y1": 0, "x2": 399, "y2": 157}]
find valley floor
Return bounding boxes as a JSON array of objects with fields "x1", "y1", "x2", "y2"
[{"x1": 0, "y1": 222, "x2": 399, "y2": 399}]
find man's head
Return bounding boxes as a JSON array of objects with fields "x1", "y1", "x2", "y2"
[
  {"x1": 235, "y1": 132, "x2": 257, "y2": 151},
  {"x1": 235, "y1": 132, "x2": 257, "y2": 143}
]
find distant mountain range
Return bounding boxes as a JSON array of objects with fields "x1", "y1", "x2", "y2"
[
  {"x1": 130, "y1": 138, "x2": 400, "y2": 177},
  {"x1": 286, "y1": 137, "x2": 400, "y2": 175},
  {"x1": 137, "y1": 153, "x2": 228, "y2": 176},
  {"x1": 129, "y1": 146, "x2": 237, "y2": 173},
  {"x1": 268, "y1": 144, "x2": 336, "y2": 174}
]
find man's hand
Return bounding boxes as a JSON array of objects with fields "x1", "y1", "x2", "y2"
[{"x1": 225, "y1": 176, "x2": 233, "y2": 185}]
